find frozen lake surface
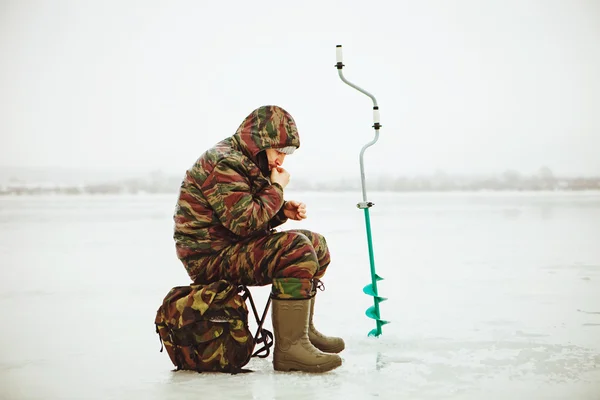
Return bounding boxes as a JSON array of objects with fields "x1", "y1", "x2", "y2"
[{"x1": 1, "y1": 191, "x2": 599, "y2": 399}]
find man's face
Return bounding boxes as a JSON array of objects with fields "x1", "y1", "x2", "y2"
[{"x1": 265, "y1": 148, "x2": 286, "y2": 170}]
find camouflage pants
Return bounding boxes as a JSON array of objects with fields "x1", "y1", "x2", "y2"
[{"x1": 182, "y1": 229, "x2": 330, "y2": 299}]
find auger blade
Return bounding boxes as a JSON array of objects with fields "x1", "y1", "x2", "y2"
[
  {"x1": 363, "y1": 284, "x2": 388, "y2": 300},
  {"x1": 368, "y1": 328, "x2": 380, "y2": 337},
  {"x1": 374, "y1": 274, "x2": 384, "y2": 282},
  {"x1": 365, "y1": 305, "x2": 380, "y2": 320},
  {"x1": 362, "y1": 283, "x2": 376, "y2": 296},
  {"x1": 365, "y1": 305, "x2": 378, "y2": 320},
  {"x1": 367, "y1": 320, "x2": 390, "y2": 337}
]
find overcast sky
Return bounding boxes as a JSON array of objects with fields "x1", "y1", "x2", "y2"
[{"x1": 1, "y1": 0, "x2": 599, "y2": 181}]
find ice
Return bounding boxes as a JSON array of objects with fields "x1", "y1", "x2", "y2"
[{"x1": 1, "y1": 191, "x2": 599, "y2": 399}]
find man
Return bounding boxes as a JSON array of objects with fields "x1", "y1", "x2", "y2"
[{"x1": 173, "y1": 105, "x2": 344, "y2": 373}]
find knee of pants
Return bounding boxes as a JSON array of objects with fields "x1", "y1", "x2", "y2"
[
  {"x1": 274, "y1": 232, "x2": 319, "y2": 279},
  {"x1": 297, "y1": 229, "x2": 327, "y2": 248},
  {"x1": 305, "y1": 231, "x2": 331, "y2": 268},
  {"x1": 314, "y1": 232, "x2": 330, "y2": 256}
]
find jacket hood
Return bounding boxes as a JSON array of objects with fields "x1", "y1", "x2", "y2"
[{"x1": 232, "y1": 105, "x2": 300, "y2": 163}]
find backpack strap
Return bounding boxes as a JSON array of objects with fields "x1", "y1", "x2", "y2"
[
  {"x1": 155, "y1": 324, "x2": 164, "y2": 352},
  {"x1": 239, "y1": 285, "x2": 274, "y2": 359}
]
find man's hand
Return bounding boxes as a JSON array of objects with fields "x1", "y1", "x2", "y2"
[
  {"x1": 283, "y1": 200, "x2": 307, "y2": 221},
  {"x1": 271, "y1": 167, "x2": 290, "y2": 189}
]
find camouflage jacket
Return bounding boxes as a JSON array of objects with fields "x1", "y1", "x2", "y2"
[{"x1": 173, "y1": 105, "x2": 301, "y2": 260}]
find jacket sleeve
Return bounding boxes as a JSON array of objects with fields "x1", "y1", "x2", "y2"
[
  {"x1": 201, "y1": 157, "x2": 285, "y2": 237},
  {"x1": 269, "y1": 202, "x2": 288, "y2": 230}
]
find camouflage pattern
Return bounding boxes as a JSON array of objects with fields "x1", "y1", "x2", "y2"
[
  {"x1": 184, "y1": 229, "x2": 331, "y2": 299},
  {"x1": 155, "y1": 280, "x2": 254, "y2": 372},
  {"x1": 173, "y1": 105, "x2": 300, "y2": 257},
  {"x1": 173, "y1": 105, "x2": 331, "y2": 300}
]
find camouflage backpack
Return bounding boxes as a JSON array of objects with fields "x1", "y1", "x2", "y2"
[{"x1": 155, "y1": 280, "x2": 272, "y2": 373}]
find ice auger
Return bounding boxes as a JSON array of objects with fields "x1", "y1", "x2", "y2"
[{"x1": 334, "y1": 45, "x2": 389, "y2": 337}]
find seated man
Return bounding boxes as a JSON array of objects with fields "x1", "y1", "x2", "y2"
[{"x1": 173, "y1": 105, "x2": 344, "y2": 373}]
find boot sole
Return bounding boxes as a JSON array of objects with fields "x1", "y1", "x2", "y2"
[{"x1": 274, "y1": 357, "x2": 342, "y2": 373}]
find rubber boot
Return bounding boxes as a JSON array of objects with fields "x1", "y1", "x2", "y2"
[
  {"x1": 308, "y1": 296, "x2": 346, "y2": 353},
  {"x1": 271, "y1": 298, "x2": 342, "y2": 373}
]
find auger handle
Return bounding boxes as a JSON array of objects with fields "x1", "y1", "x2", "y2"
[
  {"x1": 336, "y1": 45, "x2": 344, "y2": 65},
  {"x1": 334, "y1": 44, "x2": 381, "y2": 202}
]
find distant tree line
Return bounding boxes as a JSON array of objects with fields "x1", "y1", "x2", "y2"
[{"x1": 1, "y1": 167, "x2": 600, "y2": 195}]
